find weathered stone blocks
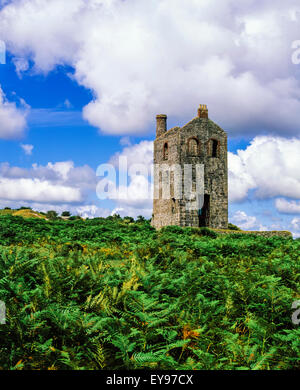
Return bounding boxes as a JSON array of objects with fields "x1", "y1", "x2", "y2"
[{"x1": 152, "y1": 105, "x2": 228, "y2": 230}]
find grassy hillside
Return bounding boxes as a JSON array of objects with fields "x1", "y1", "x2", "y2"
[
  {"x1": 0, "y1": 208, "x2": 46, "y2": 219},
  {"x1": 0, "y1": 215, "x2": 299, "y2": 370}
]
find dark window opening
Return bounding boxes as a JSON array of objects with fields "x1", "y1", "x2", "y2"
[
  {"x1": 198, "y1": 194, "x2": 210, "y2": 227},
  {"x1": 163, "y1": 143, "x2": 168, "y2": 160},
  {"x1": 210, "y1": 139, "x2": 219, "y2": 157}
]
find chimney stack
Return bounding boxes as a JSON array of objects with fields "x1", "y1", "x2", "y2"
[
  {"x1": 156, "y1": 114, "x2": 167, "y2": 138},
  {"x1": 198, "y1": 104, "x2": 208, "y2": 119}
]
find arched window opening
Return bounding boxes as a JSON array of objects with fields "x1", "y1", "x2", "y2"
[
  {"x1": 163, "y1": 143, "x2": 169, "y2": 160},
  {"x1": 209, "y1": 139, "x2": 219, "y2": 157},
  {"x1": 188, "y1": 138, "x2": 199, "y2": 156}
]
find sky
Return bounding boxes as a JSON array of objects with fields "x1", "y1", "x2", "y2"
[{"x1": 0, "y1": 0, "x2": 300, "y2": 237}]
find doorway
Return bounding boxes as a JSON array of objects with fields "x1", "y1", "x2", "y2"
[{"x1": 198, "y1": 194, "x2": 210, "y2": 227}]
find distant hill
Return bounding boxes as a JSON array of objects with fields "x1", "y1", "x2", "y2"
[{"x1": 0, "y1": 208, "x2": 47, "y2": 219}]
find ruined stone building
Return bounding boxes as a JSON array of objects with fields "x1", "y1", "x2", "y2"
[{"x1": 151, "y1": 105, "x2": 228, "y2": 229}]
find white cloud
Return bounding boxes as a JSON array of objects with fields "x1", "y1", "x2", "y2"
[
  {"x1": 105, "y1": 140, "x2": 153, "y2": 216},
  {"x1": 291, "y1": 217, "x2": 300, "y2": 230},
  {"x1": 291, "y1": 217, "x2": 300, "y2": 238},
  {"x1": 0, "y1": 177, "x2": 82, "y2": 203},
  {"x1": 76, "y1": 205, "x2": 110, "y2": 219},
  {"x1": 113, "y1": 174, "x2": 153, "y2": 207},
  {"x1": 229, "y1": 136, "x2": 300, "y2": 202},
  {"x1": 228, "y1": 152, "x2": 256, "y2": 203},
  {"x1": 20, "y1": 143, "x2": 33, "y2": 155},
  {"x1": 0, "y1": 86, "x2": 28, "y2": 139},
  {"x1": 275, "y1": 198, "x2": 300, "y2": 214},
  {"x1": 231, "y1": 210, "x2": 267, "y2": 231},
  {"x1": 97, "y1": 167, "x2": 153, "y2": 216},
  {"x1": 46, "y1": 161, "x2": 73, "y2": 181},
  {"x1": 0, "y1": 161, "x2": 96, "y2": 204},
  {"x1": 12, "y1": 57, "x2": 29, "y2": 77},
  {"x1": 109, "y1": 140, "x2": 153, "y2": 171},
  {"x1": 1, "y1": 0, "x2": 300, "y2": 136},
  {"x1": 111, "y1": 205, "x2": 152, "y2": 219}
]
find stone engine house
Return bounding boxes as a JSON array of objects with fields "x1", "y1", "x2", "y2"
[{"x1": 152, "y1": 105, "x2": 228, "y2": 229}]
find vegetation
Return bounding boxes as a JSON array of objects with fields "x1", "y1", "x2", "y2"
[
  {"x1": 228, "y1": 223, "x2": 241, "y2": 231},
  {"x1": 46, "y1": 211, "x2": 59, "y2": 221},
  {"x1": 61, "y1": 211, "x2": 71, "y2": 217},
  {"x1": 0, "y1": 214, "x2": 299, "y2": 370},
  {"x1": 0, "y1": 208, "x2": 46, "y2": 219}
]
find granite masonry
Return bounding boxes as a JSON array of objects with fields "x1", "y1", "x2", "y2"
[{"x1": 152, "y1": 105, "x2": 228, "y2": 230}]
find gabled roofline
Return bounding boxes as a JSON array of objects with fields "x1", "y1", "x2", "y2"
[{"x1": 180, "y1": 117, "x2": 227, "y2": 135}]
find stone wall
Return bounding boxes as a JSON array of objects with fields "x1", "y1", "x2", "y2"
[{"x1": 213, "y1": 229, "x2": 293, "y2": 238}]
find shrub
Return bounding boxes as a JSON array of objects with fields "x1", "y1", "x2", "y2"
[{"x1": 228, "y1": 223, "x2": 241, "y2": 231}]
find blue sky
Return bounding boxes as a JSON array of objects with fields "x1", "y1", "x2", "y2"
[{"x1": 0, "y1": 0, "x2": 300, "y2": 237}]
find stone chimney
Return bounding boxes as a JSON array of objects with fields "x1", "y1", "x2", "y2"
[
  {"x1": 198, "y1": 104, "x2": 208, "y2": 119},
  {"x1": 156, "y1": 114, "x2": 167, "y2": 138}
]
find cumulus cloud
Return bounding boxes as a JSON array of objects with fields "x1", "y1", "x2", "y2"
[
  {"x1": 0, "y1": 142, "x2": 155, "y2": 217},
  {"x1": 276, "y1": 198, "x2": 300, "y2": 214},
  {"x1": 97, "y1": 171, "x2": 153, "y2": 218},
  {"x1": 290, "y1": 217, "x2": 300, "y2": 238},
  {"x1": 1, "y1": 0, "x2": 300, "y2": 136},
  {"x1": 291, "y1": 217, "x2": 300, "y2": 231},
  {"x1": 231, "y1": 210, "x2": 267, "y2": 231},
  {"x1": 109, "y1": 140, "x2": 153, "y2": 171},
  {"x1": 0, "y1": 86, "x2": 28, "y2": 139},
  {"x1": 111, "y1": 174, "x2": 153, "y2": 207},
  {"x1": 105, "y1": 140, "x2": 153, "y2": 215},
  {"x1": 228, "y1": 152, "x2": 256, "y2": 203},
  {"x1": 0, "y1": 161, "x2": 96, "y2": 204},
  {"x1": 0, "y1": 178, "x2": 82, "y2": 203},
  {"x1": 229, "y1": 136, "x2": 300, "y2": 202},
  {"x1": 76, "y1": 205, "x2": 110, "y2": 219}
]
